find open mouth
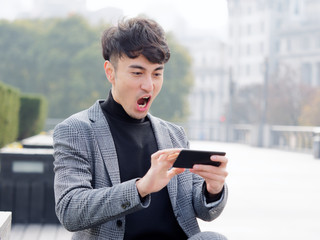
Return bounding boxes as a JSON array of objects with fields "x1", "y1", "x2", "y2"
[{"x1": 137, "y1": 96, "x2": 150, "y2": 109}]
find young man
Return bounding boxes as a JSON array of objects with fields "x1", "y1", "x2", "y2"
[{"x1": 53, "y1": 17, "x2": 228, "y2": 240}]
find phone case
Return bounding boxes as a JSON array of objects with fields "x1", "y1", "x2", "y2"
[{"x1": 173, "y1": 149, "x2": 226, "y2": 168}]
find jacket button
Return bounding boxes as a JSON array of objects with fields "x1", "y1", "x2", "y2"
[
  {"x1": 116, "y1": 220, "x2": 122, "y2": 227},
  {"x1": 121, "y1": 202, "x2": 130, "y2": 209}
]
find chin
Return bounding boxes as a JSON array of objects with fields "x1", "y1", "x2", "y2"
[
  {"x1": 129, "y1": 111, "x2": 148, "y2": 120},
  {"x1": 136, "y1": 113, "x2": 148, "y2": 120}
]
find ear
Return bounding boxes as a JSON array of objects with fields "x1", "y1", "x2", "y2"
[{"x1": 104, "y1": 60, "x2": 115, "y2": 84}]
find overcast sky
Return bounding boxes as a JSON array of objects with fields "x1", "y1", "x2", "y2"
[
  {"x1": 0, "y1": 0, "x2": 228, "y2": 37},
  {"x1": 86, "y1": 0, "x2": 228, "y2": 31}
]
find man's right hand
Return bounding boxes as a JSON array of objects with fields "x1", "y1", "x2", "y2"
[{"x1": 136, "y1": 148, "x2": 185, "y2": 198}]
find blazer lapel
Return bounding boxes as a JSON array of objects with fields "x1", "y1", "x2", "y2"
[
  {"x1": 149, "y1": 114, "x2": 178, "y2": 211},
  {"x1": 85, "y1": 106, "x2": 179, "y2": 209},
  {"x1": 88, "y1": 101, "x2": 121, "y2": 186}
]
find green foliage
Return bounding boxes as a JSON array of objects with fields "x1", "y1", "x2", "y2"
[
  {"x1": 299, "y1": 87, "x2": 320, "y2": 126},
  {"x1": 0, "y1": 16, "x2": 108, "y2": 118},
  {"x1": 0, "y1": 16, "x2": 193, "y2": 121},
  {"x1": 18, "y1": 94, "x2": 48, "y2": 140},
  {"x1": 151, "y1": 33, "x2": 194, "y2": 122},
  {"x1": 229, "y1": 79, "x2": 314, "y2": 126},
  {"x1": 0, "y1": 81, "x2": 20, "y2": 147}
]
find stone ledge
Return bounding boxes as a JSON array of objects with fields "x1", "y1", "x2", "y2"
[{"x1": 0, "y1": 212, "x2": 12, "y2": 240}]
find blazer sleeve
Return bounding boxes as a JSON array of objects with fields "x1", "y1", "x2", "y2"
[
  {"x1": 53, "y1": 119, "x2": 150, "y2": 232},
  {"x1": 193, "y1": 178, "x2": 228, "y2": 222},
  {"x1": 167, "y1": 123, "x2": 228, "y2": 224}
]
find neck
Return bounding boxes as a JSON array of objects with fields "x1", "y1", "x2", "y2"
[{"x1": 101, "y1": 91, "x2": 147, "y2": 123}]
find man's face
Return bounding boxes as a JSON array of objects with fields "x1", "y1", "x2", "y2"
[{"x1": 104, "y1": 54, "x2": 164, "y2": 119}]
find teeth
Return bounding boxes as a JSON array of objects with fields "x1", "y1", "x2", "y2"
[{"x1": 138, "y1": 96, "x2": 149, "y2": 108}]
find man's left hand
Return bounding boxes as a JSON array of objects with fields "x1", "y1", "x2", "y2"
[{"x1": 189, "y1": 155, "x2": 228, "y2": 195}]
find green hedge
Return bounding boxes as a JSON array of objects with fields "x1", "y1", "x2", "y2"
[
  {"x1": 0, "y1": 82, "x2": 20, "y2": 148},
  {"x1": 18, "y1": 94, "x2": 48, "y2": 140}
]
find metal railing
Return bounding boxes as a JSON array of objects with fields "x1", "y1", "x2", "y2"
[
  {"x1": 179, "y1": 121, "x2": 320, "y2": 158},
  {"x1": 46, "y1": 119, "x2": 320, "y2": 158},
  {"x1": 269, "y1": 125, "x2": 315, "y2": 152}
]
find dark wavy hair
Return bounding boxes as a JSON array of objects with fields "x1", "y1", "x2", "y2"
[{"x1": 101, "y1": 17, "x2": 170, "y2": 66}]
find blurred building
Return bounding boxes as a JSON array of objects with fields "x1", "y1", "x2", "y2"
[
  {"x1": 180, "y1": 34, "x2": 230, "y2": 140},
  {"x1": 227, "y1": 0, "x2": 320, "y2": 87},
  {"x1": 277, "y1": 1, "x2": 320, "y2": 87}
]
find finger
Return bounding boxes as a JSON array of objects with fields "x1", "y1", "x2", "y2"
[
  {"x1": 151, "y1": 148, "x2": 182, "y2": 159},
  {"x1": 167, "y1": 167, "x2": 185, "y2": 178},
  {"x1": 155, "y1": 152, "x2": 179, "y2": 168},
  {"x1": 192, "y1": 163, "x2": 220, "y2": 172},
  {"x1": 191, "y1": 169, "x2": 227, "y2": 181},
  {"x1": 167, "y1": 152, "x2": 179, "y2": 161},
  {"x1": 210, "y1": 155, "x2": 228, "y2": 168},
  {"x1": 191, "y1": 164, "x2": 228, "y2": 177}
]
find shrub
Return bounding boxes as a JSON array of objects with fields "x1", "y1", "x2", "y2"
[
  {"x1": 18, "y1": 94, "x2": 48, "y2": 140},
  {"x1": 0, "y1": 82, "x2": 20, "y2": 148}
]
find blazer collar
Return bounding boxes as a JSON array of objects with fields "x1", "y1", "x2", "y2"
[
  {"x1": 88, "y1": 100, "x2": 121, "y2": 186},
  {"x1": 87, "y1": 101, "x2": 178, "y2": 207},
  {"x1": 148, "y1": 114, "x2": 178, "y2": 210}
]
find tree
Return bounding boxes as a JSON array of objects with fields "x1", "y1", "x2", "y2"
[
  {"x1": 0, "y1": 16, "x2": 193, "y2": 122},
  {"x1": 299, "y1": 88, "x2": 320, "y2": 126},
  {"x1": 228, "y1": 84, "x2": 263, "y2": 124},
  {"x1": 229, "y1": 64, "x2": 315, "y2": 126},
  {"x1": 151, "y1": 33, "x2": 193, "y2": 122}
]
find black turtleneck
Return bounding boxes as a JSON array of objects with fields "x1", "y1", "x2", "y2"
[{"x1": 100, "y1": 92, "x2": 187, "y2": 240}]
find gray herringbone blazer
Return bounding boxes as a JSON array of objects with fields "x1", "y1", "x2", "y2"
[{"x1": 53, "y1": 100, "x2": 228, "y2": 240}]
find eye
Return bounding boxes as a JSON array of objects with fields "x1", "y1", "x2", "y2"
[
  {"x1": 132, "y1": 71, "x2": 142, "y2": 76},
  {"x1": 154, "y1": 72, "x2": 162, "y2": 77}
]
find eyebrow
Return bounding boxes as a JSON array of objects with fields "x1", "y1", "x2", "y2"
[{"x1": 129, "y1": 64, "x2": 164, "y2": 71}]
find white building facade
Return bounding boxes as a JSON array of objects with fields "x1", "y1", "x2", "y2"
[
  {"x1": 227, "y1": 0, "x2": 320, "y2": 87},
  {"x1": 277, "y1": 1, "x2": 320, "y2": 87},
  {"x1": 181, "y1": 35, "x2": 230, "y2": 140}
]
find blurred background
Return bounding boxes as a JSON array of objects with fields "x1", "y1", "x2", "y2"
[
  {"x1": 1, "y1": 0, "x2": 320, "y2": 151},
  {"x1": 1, "y1": 1, "x2": 320, "y2": 239}
]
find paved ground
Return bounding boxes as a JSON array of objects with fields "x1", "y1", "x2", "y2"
[
  {"x1": 192, "y1": 141, "x2": 320, "y2": 240},
  {"x1": 11, "y1": 224, "x2": 72, "y2": 240},
  {"x1": 10, "y1": 141, "x2": 320, "y2": 240}
]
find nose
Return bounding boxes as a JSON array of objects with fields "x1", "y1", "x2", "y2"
[{"x1": 141, "y1": 75, "x2": 153, "y2": 92}]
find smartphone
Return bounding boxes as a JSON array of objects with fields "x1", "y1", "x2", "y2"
[{"x1": 173, "y1": 149, "x2": 226, "y2": 168}]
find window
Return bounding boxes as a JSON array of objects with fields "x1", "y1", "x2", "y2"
[
  {"x1": 302, "y1": 37, "x2": 310, "y2": 50},
  {"x1": 275, "y1": 41, "x2": 280, "y2": 53},
  {"x1": 260, "y1": 42, "x2": 264, "y2": 54},
  {"x1": 317, "y1": 35, "x2": 320, "y2": 48},
  {"x1": 200, "y1": 92, "x2": 205, "y2": 121},
  {"x1": 260, "y1": 21, "x2": 265, "y2": 33},
  {"x1": 246, "y1": 65, "x2": 251, "y2": 76},
  {"x1": 301, "y1": 63, "x2": 312, "y2": 85},
  {"x1": 287, "y1": 39, "x2": 291, "y2": 52},
  {"x1": 202, "y1": 56, "x2": 206, "y2": 65},
  {"x1": 317, "y1": 62, "x2": 320, "y2": 86},
  {"x1": 229, "y1": 26, "x2": 233, "y2": 37},
  {"x1": 294, "y1": 0, "x2": 300, "y2": 15},
  {"x1": 229, "y1": 46, "x2": 233, "y2": 57},
  {"x1": 247, "y1": 24, "x2": 251, "y2": 35}
]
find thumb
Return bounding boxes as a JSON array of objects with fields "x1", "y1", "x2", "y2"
[{"x1": 167, "y1": 167, "x2": 185, "y2": 178}]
